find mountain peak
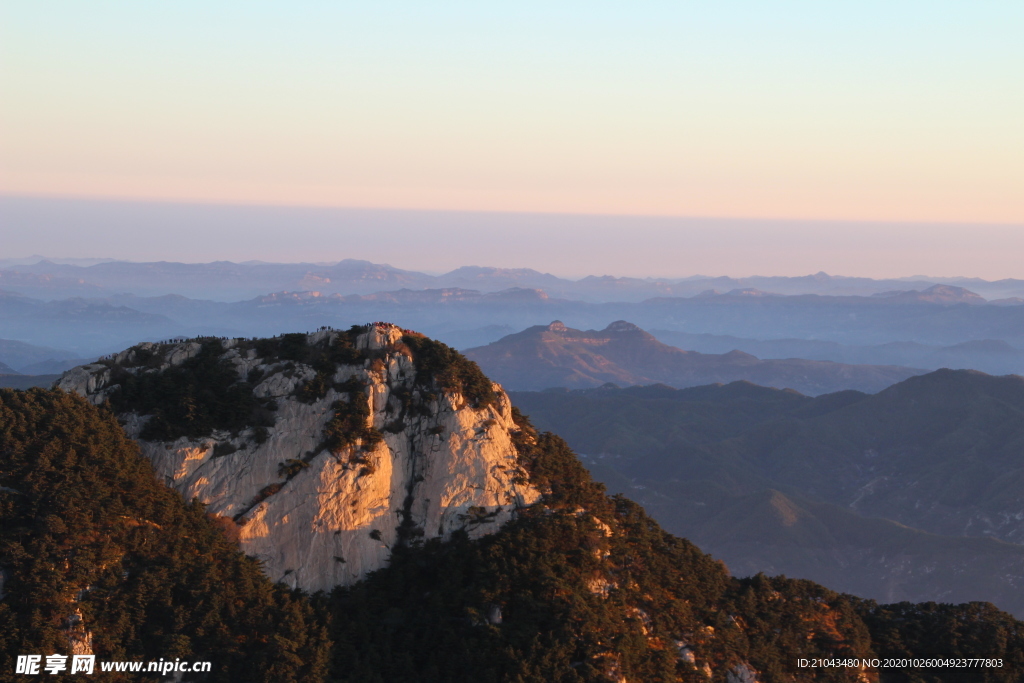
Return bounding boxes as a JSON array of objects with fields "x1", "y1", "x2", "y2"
[
  {"x1": 872, "y1": 284, "x2": 985, "y2": 304},
  {"x1": 57, "y1": 327, "x2": 540, "y2": 592},
  {"x1": 604, "y1": 320, "x2": 642, "y2": 333},
  {"x1": 465, "y1": 321, "x2": 923, "y2": 394},
  {"x1": 922, "y1": 284, "x2": 985, "y2": 302}
]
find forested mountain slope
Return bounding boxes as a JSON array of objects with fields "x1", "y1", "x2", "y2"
[
  {"x1": 2, "y1": 331, "x2": 1022, "y2": 681},
  {"x1": 0, "y1": 389, "x2": 328, "y2": 682}
]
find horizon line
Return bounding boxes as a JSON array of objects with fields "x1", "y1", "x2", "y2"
[
  {"x1": 0, "y1": 254, "x2": 1016, "y2": 286},
  {"x1": 4, "y1": 191, "x2": 1023, "y2": 229}
]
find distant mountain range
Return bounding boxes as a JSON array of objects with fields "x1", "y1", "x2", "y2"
[
  {"x1": 510, "y1": 368, "x2": 1024, "y2": 617},
  {"x1": 0, "y1": 289, "x2": 179, "y2": 355},
  {"x1": 4, "y1": 256, "x2": 1024, "y2": 303},
  {"x1": 4, "y1": 282, "x2": 1024, "y2": 370},
  {"x1": 2, "y1": 259, "x2": 1023, "y2": 379},
  {"x1": 0, "y1": 373, "x2": 60, "y2": 390},
  {"x1": 650, "y1": 330, "x2": 1024, "y2": 377},
  {"x1": 464, "y1": 321, "x2": 924, "y2": 395},
  {"x1": 0, "y1": 337, "x2": 91, "y2": 373}
]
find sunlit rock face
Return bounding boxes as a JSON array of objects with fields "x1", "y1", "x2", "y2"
[{"x1": 58, "y1": 324, "x2": 540, "y2": 593}]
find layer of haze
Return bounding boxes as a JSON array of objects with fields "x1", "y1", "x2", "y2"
[
  {"x1": 2, "y1": 2, "x2": 1023, "y2": 224},
  {"x1": 3, "y1": 196, "x2": 1024, "y2": 280}
]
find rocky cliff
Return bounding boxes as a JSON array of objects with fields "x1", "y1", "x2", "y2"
[{"x1": 57, "y1": 323, "x2": 539, "y2": 593}]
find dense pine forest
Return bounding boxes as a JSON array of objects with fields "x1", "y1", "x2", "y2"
[{"x1": 0, "y1": 389, "x2": 328, "y2": 683}]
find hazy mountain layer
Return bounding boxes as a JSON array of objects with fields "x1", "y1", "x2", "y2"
[
  {"x1": 5, "y1": 275, "x2": 1024, "y2": 367},
  {"x1": 0, "y1": 290, "x2": 179, "y2": 355},
  {"x1": 652, "y1": 330, "x2": 1024, "y2": 376},
  {"x1": 0, "y1": 338, "x2": 85, "y2": 373},
  {"x1": 464, "y1": 321, "x2": 923, "y2": 395},
  {"x1": 7, "y1": 280, "x2": 1024, "y2": 363},
  {"x1": 5, "y1": 257, "x2": 1024, "y2": 302},
  {"x1": 0, "y1": 374, "x2": 60, "y2": 390}
]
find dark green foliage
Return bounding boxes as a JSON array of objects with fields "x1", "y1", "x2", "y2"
[
  {"x1": 250, "y1": 329, "x2": 366, "y2": 405},
  {"x1": 107, "y1": 331, "x2": 369, "y2": 441},
  {"x1": 296, "y1": 372, "x2": 330, "y2": 403},
  {"x1": 402, "y1": 334, "x2": 497, "y2": 409},
  {"x1": 320, "y1": 428, "x2": 880, "y2": 682},
  {"x1": 252, "y1": 483, "x2": 284, "y2": 506},
  {"x1": 252, "y1": 425, "x2": 270, "y2": 444},
  {"x1": 719, "y1": 575, "x2": 874, "y2": 681},
  {"x1": 107, "y1": 340, "x2": 273, "y2": 441},
  {"x1": 0, "y1": 389, "x2": 329, "y2": 683},
  {"x1": 857, "y1": 600, "x2": 1024, "y2": 683},
  {"x1": 276, "y1": 333, "x2": 310, "y2": 362},
  {"x1": 323, "y1": 382, "x2": 383, "y2": 454},
  {"x1": 212, "y1": 441, "x2": 238, "y2": 457},
  {"x1": 255, "y1": 329, "x2": 364, "y2": 372},
  {"x1": 279, "y1": 458, "x2": 310, "y2": 480},
  {"x1": 520, "y1": 431, "x2": 608, "y2": 510},
  {"x1": 287, "y1": 332, "x2": 365, "y2": 404}
]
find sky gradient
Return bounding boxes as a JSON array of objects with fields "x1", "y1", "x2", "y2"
[
  {"x1": 2, "y1": 3, "x2": 1023, "y2": 279},
  {"x1": 3, "y1": 1, "x2": 1023, "y2": 225}
]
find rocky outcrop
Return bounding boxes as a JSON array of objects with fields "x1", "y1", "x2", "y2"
[{"x1": 57, "y1": 324, "x2": 540, "y2": 593}]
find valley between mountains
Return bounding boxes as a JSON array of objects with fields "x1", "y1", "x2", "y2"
[
  {"x1": 512, "y1": 372, "x2": 1024, "y2": 618},
  {"x1": 2, "y1": 325, "x2": 1022, "y2": 682}
]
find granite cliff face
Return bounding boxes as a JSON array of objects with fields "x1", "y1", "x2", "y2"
[{"x1": 57, "y1": 324, "x2": 539, "y2": 593}]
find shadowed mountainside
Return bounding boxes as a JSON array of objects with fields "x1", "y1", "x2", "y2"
[{"x1": 511, "y1": 369, "x2": 1024, "y2": 618}]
